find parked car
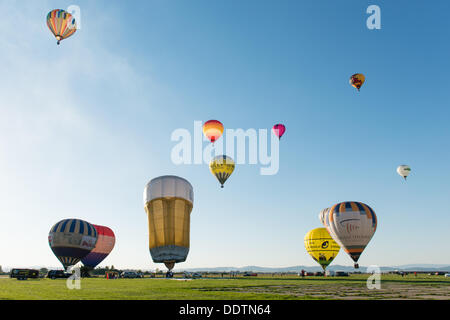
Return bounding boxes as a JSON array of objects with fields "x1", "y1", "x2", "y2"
[
  {"x1": 121, "y1": 271, "x2": 141, "y2": 278},
  {"x1": 435, "y1": 272, "x2": 445, "y2": 276},
  {"x1": 46, "y1": 270, "x2": 72, "y2": 279},
  {"x1": 243, "y1": 272, "x2": 257, "y2": 277},
  {"x1": 335, "y1": 271, "x2": 349, "y2": 277},
  {"x1": 314, "y1": 272, "x2": 324, "y2": 276},
  {"x1": 305, "y1": 272, "x2": 314, "y2": 276},
  {"x1": 10, "y1": 269, "x2": 39, "y2": 280},
  {"x1": 444, "y1": 274, "x2": 450, "y2": 278},
  {"x1": 192, "y1": 272, "x2": 202, "y2": 279}
]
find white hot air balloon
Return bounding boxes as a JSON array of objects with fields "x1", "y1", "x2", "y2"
[
  {"x1": 318, "y1": 207, "x2": 330, "y2": 226},
  {"x1": 397, "y1": 165, "x2": 411, "y2": 180},
  {"x1": 320, "y1": 201, "x2": 377, "y2": 269}
]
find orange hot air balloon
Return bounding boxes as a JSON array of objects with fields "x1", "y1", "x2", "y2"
[
  {"x1": 349, "y1": 74, "x2": 365, "y2": 91},
  {"x1": 203, "y1": 120, "x2": 224, "y2": 144}
]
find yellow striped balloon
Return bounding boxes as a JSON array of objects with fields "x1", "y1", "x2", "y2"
[
  {"x1": 209, "y1": 155, "x2": 235, "y2": 188},
  {"x1": 46, "y1": 9, "x2": 77, "y2": 45}
]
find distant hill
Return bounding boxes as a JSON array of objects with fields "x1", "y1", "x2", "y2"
[{"x1": 175, "y1": 264, "x2": 450, "y2": 273}]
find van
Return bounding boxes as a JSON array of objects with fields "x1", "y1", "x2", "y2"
[{"x1": 10, "y1": 269, "x2": 39, "y2": 280}]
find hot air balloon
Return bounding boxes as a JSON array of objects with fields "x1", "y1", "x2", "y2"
[
  {"x1": 397, "y1": 165, "x2": 411, "y2": 180},
  {"x1": 144, "y1": 176, "x2": 194, "y2": 271},
  {"x1": 48, "y1": 219, "x2": 98, "y2": 270},
  {"x1": 46, "y1": 9, "x2": 77, "y2": 45},
  {"x1": 304, "y1": 228, "x2": 340, "y2": 272},
  {"x1": 321, "y1": 202, "x2": 377, "y2": 269},
  {"x1": 349, "y1": 73, "x2": 365, "y2": 91},
  {"x1": 81, "y1": 225, "x2": 116, "y2": 269},
  {"x1": 272, "y1": 124, "x2": 286, "y2": 140},
  {"x1": 318, "y1": 207, "x2": 330, "y2": 226},
  {"x1": 209, "y1": 155, "x2": 235, "y2": 188},
  {"x1": 203, "y1": 120, "x2": 224, "y2": 144}
]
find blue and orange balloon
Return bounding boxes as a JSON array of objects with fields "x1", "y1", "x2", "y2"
[{"x1": 320, "y1": 202, "x2": 377, "y2": 269}]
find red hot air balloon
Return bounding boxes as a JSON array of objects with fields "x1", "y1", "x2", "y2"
[
  {"x1": 81, "y1": 225, "x2": 116, "y2": 269},
  {"x1": 272, "y1": 124, "x2": 286, "y2": 139}
]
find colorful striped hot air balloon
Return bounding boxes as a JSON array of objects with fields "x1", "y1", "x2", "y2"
[
  {"x1": 320, "y1": 202, "x2": 377, "y2": 269},
  {"x1": 48, "y1": 219, "x2": 98, "y2": 270},
  {"x1": 81, "y1": 225, "x2": 116, "y2": 269},
  {"x1": 272, "y1": 124, "x2": 286, "y2": 140},
  {"x1": 349, "y1": 73, "x2": 365, "y2": 91},
  {"x1": 203, "y1": 120, "x2": 224, "y2": 144},
  {"x1": 46, "y1": 9, "x2": 77, "y2": 45},
  {"x1": 209, "y1": 155, "x2": 235, "y2": 188}
]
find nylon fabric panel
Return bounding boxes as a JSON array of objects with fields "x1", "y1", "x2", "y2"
[
  {"x1": 324, "y1": 202, "x2": 377, "y2": 264},
  {"x1": 145, "y1": 197, "x2": 192, "y2": 252},
  {"x1": 304, "y1": 228, "x2": 340, "y2": 270}
]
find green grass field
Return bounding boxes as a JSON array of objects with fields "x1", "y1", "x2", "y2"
[{"x1": 0, "y1": 274, "x2": 448, "y2": 300}]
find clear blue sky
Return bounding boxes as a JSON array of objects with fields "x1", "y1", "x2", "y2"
[{"x1": 0, "y1": 0, "x2": 449, "y2": 270}]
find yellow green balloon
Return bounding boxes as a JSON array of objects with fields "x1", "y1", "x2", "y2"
[
  {"x1": 304, "y1": 228, "x2": 340, "y2": 271},
  {"x1": 209, "y1": 155, "x2": 235, "y2": 188}
]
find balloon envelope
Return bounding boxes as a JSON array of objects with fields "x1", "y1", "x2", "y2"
[
  {"x1": 144, "y1": 176, "x2": 194, "y2": 270},
  {"x1": 203, "y1": 120, "x2": 224, "y2": 143},
  {"x1": 304, "y1": 228, "x2": 340, "y2": 271},
  {"x1": 81, "y1": 225, "x2": 116, "y2": 268},
  {"x1": 397, "y1": 165, "x2": 411, "y2": 180},
  {"x1": 49, "y1": 219, "x2": 98, "y2": 270},
  {"x1": 46, "y1": 9, "x2": 77, "y2": 45},
  {"x1": 209, "y1": 155, "x2": 235, "y2": 188},
  {"x1": 318, "y1": 208, "x2": 330, "y2": 226},
  {"x1": 321, "y1": 202, "x2": 377, "y2": 268},
  {"x1": 349, "y1": 73, "x2": 365, "y2": 91},
  {"x1": 272, "y1": 124, "x2": 286, "y2": 139}
]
